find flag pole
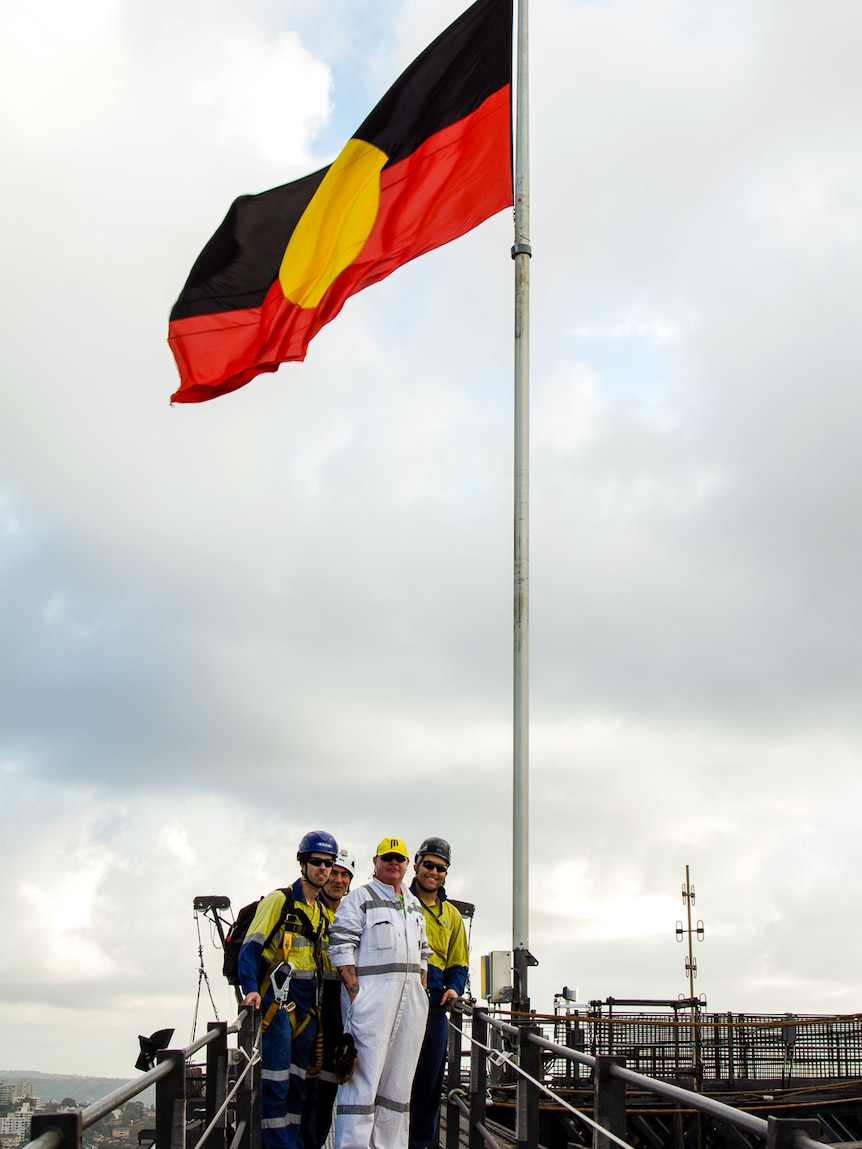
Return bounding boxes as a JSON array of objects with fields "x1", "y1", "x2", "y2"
[{"x1": 512, "y1": 0, "x2": 531, "y2": 1014}]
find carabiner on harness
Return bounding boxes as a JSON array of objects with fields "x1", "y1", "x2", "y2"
[{"x1": 270, "y1": 960, "x2": 296, "y2": 1008}]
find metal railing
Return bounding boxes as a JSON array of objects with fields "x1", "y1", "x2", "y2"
[
  {"x1": 21, "y1": 1004, "x2": 859, "y2": 1149},
  {"x1": 444, "y1": 1005, "x2": 838, "y2": 1149},
  {"x1": 23, "y1": 1012, "x2": 260, "y2": 1149},
  {"x1": 545, "y1": 1007, "x2": 862, "y2": 1086}
]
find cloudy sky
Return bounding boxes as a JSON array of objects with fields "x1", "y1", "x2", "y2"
[{"x1": 3, "y1": 0, "x2": 862, "y2": 1078}]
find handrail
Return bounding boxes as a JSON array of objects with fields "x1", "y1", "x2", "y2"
[
  {"x1": 82, "y1": 1011, "x2": 248, "y2": 1128},
  {"x1": 446, "y1": 1088, "x2": 505, "y2": 1149},
  {"x1": 23, "y1": 1010, "x2": 251, "y2": 1149},
  {"x1": 527, "y1": 1031, "x2": 766, "y2": 1138},
  {"x1": 22, "y1": 1134, "x2": 63, "y2": 1149},
  {"x1": 80, "y1": 1060, "x2": 175, "y2": 1128},
  {"x1": 515, "y1": 1011, "x2": 862, "y2": 1031},
  {"x1": 467, "y1": 1008, "x2": 833, "y2": 1149}
]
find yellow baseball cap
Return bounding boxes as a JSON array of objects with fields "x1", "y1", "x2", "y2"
[{"x1": 375, "y1": 836, "x2": 409, "y2": 860}]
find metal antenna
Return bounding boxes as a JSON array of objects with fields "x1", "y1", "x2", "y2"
[
  {"x1": 675, "y1": 864, "x2": 706, "y2": 1063},
  {"x1": 676, "y1": 864, "x2": 705, "y2": 1003}
]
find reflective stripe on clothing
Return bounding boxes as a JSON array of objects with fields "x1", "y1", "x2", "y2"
[
  {"x1": 375, "y1": 1096, "x2": 410, "y2": 1114},
  {"x1": 355, "y1": 962, "x2": 423, "y2": 976}
]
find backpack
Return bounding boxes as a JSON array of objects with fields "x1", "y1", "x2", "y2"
[{"x1": 222, "y1": 887, "x2": 295, "y2": 986}]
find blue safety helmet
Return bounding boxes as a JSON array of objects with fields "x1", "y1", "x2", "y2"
[{"x1": 297, "y1": 830, "x2": 339, "y2": 860}]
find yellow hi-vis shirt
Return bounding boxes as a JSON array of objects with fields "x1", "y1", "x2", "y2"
[
  {"x1": 237, "y1": 878, "x2": 323, "y2": 1011},
  {"x1": 412, "y1": 889, "x2": 469, "y2": 1009}
]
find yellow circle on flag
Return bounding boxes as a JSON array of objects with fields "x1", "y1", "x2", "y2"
[{"x1": 279, "y1": 138, "x2": 388, "y2": 309}]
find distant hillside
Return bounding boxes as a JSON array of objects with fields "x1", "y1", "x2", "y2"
[{"x1": 0, "y1": 1071, "x2": 154, "y2": 1107}]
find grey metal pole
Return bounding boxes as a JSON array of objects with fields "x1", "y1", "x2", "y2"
[{"x1": 512, "y1": 0, "x2": 532, "y2": 1013}]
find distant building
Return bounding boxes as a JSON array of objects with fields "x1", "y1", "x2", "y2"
[
  {"x1": 0, "y1": 1100, "x2": 36, "y2": 1144},
  {"x1": 0, "y1": 1080, "x2": 39, "y2": 1107}
]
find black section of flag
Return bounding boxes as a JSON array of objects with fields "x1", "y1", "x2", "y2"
[{"x1": 355, "y1": 0, "x2": 511, "y2": 165}]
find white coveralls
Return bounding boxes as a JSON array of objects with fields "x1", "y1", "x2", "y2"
[{"x1": 328, "y1": 877, "x2": 431, "y2": 1149}]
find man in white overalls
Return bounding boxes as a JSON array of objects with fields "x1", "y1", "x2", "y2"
[{"x1": 328, "y1": 837, "x2": 431, "y2": 1149}]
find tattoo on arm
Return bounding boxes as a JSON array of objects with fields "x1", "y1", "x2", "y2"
[{"x1": 340, "y1": 965, "x2": 359, "y2": 996}]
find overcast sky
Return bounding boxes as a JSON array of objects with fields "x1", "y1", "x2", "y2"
[{"x1": 2, "y1": 0, "x2": 862, "y2": 1079}]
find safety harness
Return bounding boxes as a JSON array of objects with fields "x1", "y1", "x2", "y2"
[{"x1": 259, "y1": 892, "x2": 326, "y2": 1036}]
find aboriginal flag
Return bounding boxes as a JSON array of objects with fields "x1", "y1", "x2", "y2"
[{"x1": 168, "y1": 0, "x2": 513, "y2": 404}]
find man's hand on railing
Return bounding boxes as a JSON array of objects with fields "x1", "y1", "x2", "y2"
[{"x1": 242, "y1": 991, "x2": 261, "y2": 1011}]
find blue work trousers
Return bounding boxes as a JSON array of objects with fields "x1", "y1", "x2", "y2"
[{"x1": 260, "y1": 999, "x2": 317, "y2": 1149}]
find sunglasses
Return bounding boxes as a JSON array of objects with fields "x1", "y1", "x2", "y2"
[
  {"x1": 420, "y1": 860, "x2": 448, "y2": 874},
  {"x1": 307, "y1": 856, "x2": 335, "y2": 868},
  {"x1": 379, "y1": 852, "x2": 407, "y2": 863}
]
